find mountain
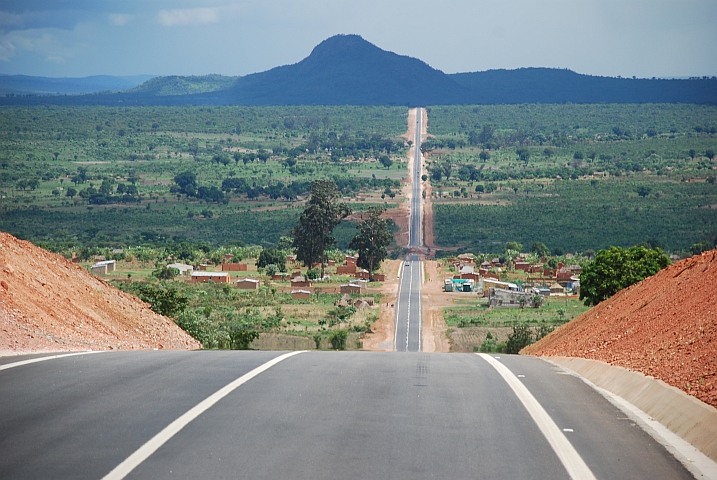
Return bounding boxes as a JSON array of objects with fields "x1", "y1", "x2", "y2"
[
  {"x1": 225, "y1": 34, "x2": 469, "y2": 106},
  {"x1": 0, "y1": 74, "x2": 154, "y2": 95},
  {"x1": 1, "y1": 35, "x2": 715, "y2": 105},
  {"x1": 450, "y1": 68, "x2": 717, "y2": 104},
  {"x1": 128, "y1": 74, "x2": 238, "y2": 96}
]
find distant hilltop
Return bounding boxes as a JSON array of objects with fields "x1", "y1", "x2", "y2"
[{"x1": 2, "y1": 34, "x2": 716, "y2": 106}]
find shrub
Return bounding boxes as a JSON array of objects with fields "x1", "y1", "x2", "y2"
[
  {"x1": 306, "y1": 268, "x2": 321, "y2": 280},
  {"x1": 174, "y1": 310, "x2": 225, "y2": 349},
  {"x1": 506, "y1": 324, "x2": 533, "y2": 354},
  {"x1": 329, "y1": 329, "x2": 348, "y2": 350}
]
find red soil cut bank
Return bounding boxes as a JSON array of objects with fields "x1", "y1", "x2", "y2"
[
  {"x1": 0, "y1": 232, "x2": 200, "y2": 354},
  {"x1": 523, "y1": 250, "x2": 717, "y2": 408}
]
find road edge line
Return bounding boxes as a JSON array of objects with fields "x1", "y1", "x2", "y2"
[
  {"x1": 476, "y1": 353, "x2": 597, "y2": 480},
  {"x1": 0, "y1": 351, "x2": 102, "y2": 371},
  {"x1": 541, "y1": 358, "x2": 717, "y2": 480},
  {"x1": 101, "y1": 350, "x2": 306, "y2": 480}
]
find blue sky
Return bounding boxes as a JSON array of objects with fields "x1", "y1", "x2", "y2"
[{"x1": 1, "y1": 0, "x2": 715, "y2": 79}]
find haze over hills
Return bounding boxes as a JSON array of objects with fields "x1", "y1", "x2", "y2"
[
  {"x1": 1, "y1": 35, "x2": 715, "y2": 105},
  {"x1": 0, "y1": 74, "x2": 154, "y2": 96}
]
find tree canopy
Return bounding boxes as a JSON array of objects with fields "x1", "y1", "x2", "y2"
[
  {"x1": 579, "y1": 245, "x2": 670, "y2": 306},
  {"x1": 291, "y1": 180, "x2": 351, "y2": 277},
  {"x1": 349, "y1": 206, "x2": 392, "y2": 280}
]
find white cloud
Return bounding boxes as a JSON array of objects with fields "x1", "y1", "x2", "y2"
[
  {"x1": 157, "y1": 7, "x2": 219, "y2": 27},
  {"x1": 0, "y1": 11, "x2": 25, "y2": 28},
  {"x1": 108, "y1": 14, "x2": 133, "y2": 27}
]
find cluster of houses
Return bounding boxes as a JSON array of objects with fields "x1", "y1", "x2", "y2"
[
  {"x1": 445, "y1": 253, "x2": 583, "y2": 307},
  {"x1": 83, "y1": 249, "x2": 387, "y2": 305}
]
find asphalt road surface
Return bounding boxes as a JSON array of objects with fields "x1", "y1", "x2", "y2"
[
  {"x1": 394, "y1": 108, "x2": 424, "y2": 353},
  {"x1": 409, "y1": 108, "x2": 422, "y2": 249},
  {"x1": 394, "y1": 255, "x2": 422, "y2": 352},
  {"x1": 0, "y1": 351, "x2": 693, "y2": 479}
]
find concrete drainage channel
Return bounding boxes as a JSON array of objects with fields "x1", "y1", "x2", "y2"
[{"x1": 544, "y1": 356, "x2": 717, "y2": 480}]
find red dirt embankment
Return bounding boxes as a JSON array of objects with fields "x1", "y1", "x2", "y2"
[
  {"x1": 523, "y1": 250, "x2": 717, "y2": 408},
  {"x1": 0, "y1": 232, "x2": 200, "y2": 354}
]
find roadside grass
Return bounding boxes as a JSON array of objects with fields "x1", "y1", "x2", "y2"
[{"x1": 444, "y1": 296, "x2": 590, "y2": 328}]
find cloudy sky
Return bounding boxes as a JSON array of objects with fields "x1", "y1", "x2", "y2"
[{"x1": 1, "y1": 0, "x2": 715, "y2": 79}]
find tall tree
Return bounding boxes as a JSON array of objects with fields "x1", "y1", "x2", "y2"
[
  {"x1": 349, "y1": 206, "x2": 392, "y2": 281},
  {"x1": 291, "y1": 180, "x2": 351, "y2": 278},
  {"x1": 580, "y1": 245, "x2": 670, "y2": 306}
]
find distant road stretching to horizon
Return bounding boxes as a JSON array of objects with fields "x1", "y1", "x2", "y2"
[{"x1": 395, "y1": 108, "x2": 423, "y2": 352}]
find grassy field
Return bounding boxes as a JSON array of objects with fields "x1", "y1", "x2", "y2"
[{"x1": 444, "y1": 295, "x2": 590, "y2": 353}]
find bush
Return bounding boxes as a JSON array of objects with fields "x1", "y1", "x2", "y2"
[
  {"x1": 152, "y1": 265, "x2": 180, "y2": 280},
  {"x1": 128, "y1": 282, "x2": 188, "y2": 317},
  {"x1": 329, "y1": 329, "x2": 348, "y2": 350},
  {"x1": 306, "y1": 268, "x2": 321, "y2": 280},
  {"x1": 506, "y1": 324, "x2": 533, "y2": 354},
  {"x1": 174, "y1": 310, "x2": 225, "y2": 349}
]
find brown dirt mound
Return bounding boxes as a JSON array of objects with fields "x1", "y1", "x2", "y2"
[
  {"x1": 0, "y1": 232, "x2": 200, "y2": 354},
  {"x1": 523, "y1": 250, "x2": 717, "y2": 408}
]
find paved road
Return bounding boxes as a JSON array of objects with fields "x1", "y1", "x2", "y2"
[
  {"x1": 394, "y1": 254, "x2": 422, "y2": 352},
  {"x1": 409, "y1": 108, "x2": 422, "y2": 249},
  {"x1": 394, "y1": 108, "x2": 424, "y2": 353},
  {"x1": 0, "y1": 351, "x2": 693, "y2": 479}
]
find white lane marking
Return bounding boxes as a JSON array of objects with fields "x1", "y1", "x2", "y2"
[
  {"x1": 0, "y1": 351, "x2": 102, "y2": 371},
  {"x1": 477, "y1": 354, "x2": 597, "y2": 480},
  {"x1": 563, "y1": 428, "x2": 574, "y2": 432},
  {"x1": 394, "y1": 262, "x2": 404, "y2": 351},
  {"x1": 406, "y1": 266, "x2": 412, "y2": 351},
  {"x1": 102, "y1": 350, "x2": 306, "y2": 480},
  {"x1": 417, "y1": 261, "x2": 422, "y2": 352}
]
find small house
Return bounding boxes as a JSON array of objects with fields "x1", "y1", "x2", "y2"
[
  {"x1": 372, "y1": 273, "x2": 386, "y2": 282},
  {"x1": 291, "y1": 290, "x2": 311, "y2": 300},
  {"x1": 337, "y1": 265, "x2": 357, "y2": 275},
  {"x1": 167, "y1": 263, "x2": 194, "y2": 276},
  {"x1": 549, "y1": 283, "x2": 566, "y2": 295},
  {"x1": 222, "y1": 263, "x2": 248, "y2": 272},
  {"x1": 236, "y1": 278, "x2": 260, "y2": 290},
  {"x1": 191, "y1": 272, "x2": 231, "y2": 284},
  {"x1": 340, "y1": 283, "x2": 363, "y2": 294},
  {"x1": 355, "y1": 269, "x2": 370, "y2": 279}
]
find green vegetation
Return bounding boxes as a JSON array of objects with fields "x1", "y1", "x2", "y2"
[
  {"x1": 444, "y1": 296, "x2": 588, "y2": 328},
  {"x1": 292, "y1": 180, "x2": 351, "y2": 277},
  {"x1": 579, "y1": 245, "x2": 671, "y2": 306},
  {"x1": 0, "y1": 105, "x2": 407, "y2": 249},
  {"x1": 349, "y1": 206, "x2": 392, "y2": 280},
  {"x1": 426, "y1": 104, "x2": 717, "y2": 254}
]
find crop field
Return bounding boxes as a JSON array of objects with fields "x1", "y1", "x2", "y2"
[
  {"x1": 0, "y1": 105, "x2": 408, "y2": 248},
  {"x1": 425, "y1": 104, "x2": 717, "y2": 253}
]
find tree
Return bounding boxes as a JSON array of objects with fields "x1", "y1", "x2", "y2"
[
  {"x1": 152, "y1": 265, "x2": 180, "y2": 280},
  {"x1": 516, "y1": 148, "x2": 530, "y2": 166},
  {"x1": 479, "y1": 151, "x2": 490, "y2": 162},
  {"x1": 349, "y1": 206, "x2": 392, "y2": 281},
  {"x1": 580, "y1": 245, "x2": 670, "y2": 306},
  {"x1": 291, "y1": 180, "x2": 351, "y2": 278},
  {"x1": 531, "y1": 242, "x2": 549, "y2": 257},
  {"x1": 504, "y1": 241, "x2": 523, "y2": 253},
  {"x1": 706, "y1": 149, "x2": 715, "y2": 160},
  {"x1": 65, "y1": 187, "x2": 77, "y2": 198},
  {"x1": 258, "y1": 248, "x2": 286, "y2": 272},
  {"x1": 379, "y1": 155, "x2": 393, "y2": 169},
  {"x1": 174, "y1": 171, "x2": 197, "y2": 196}
]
